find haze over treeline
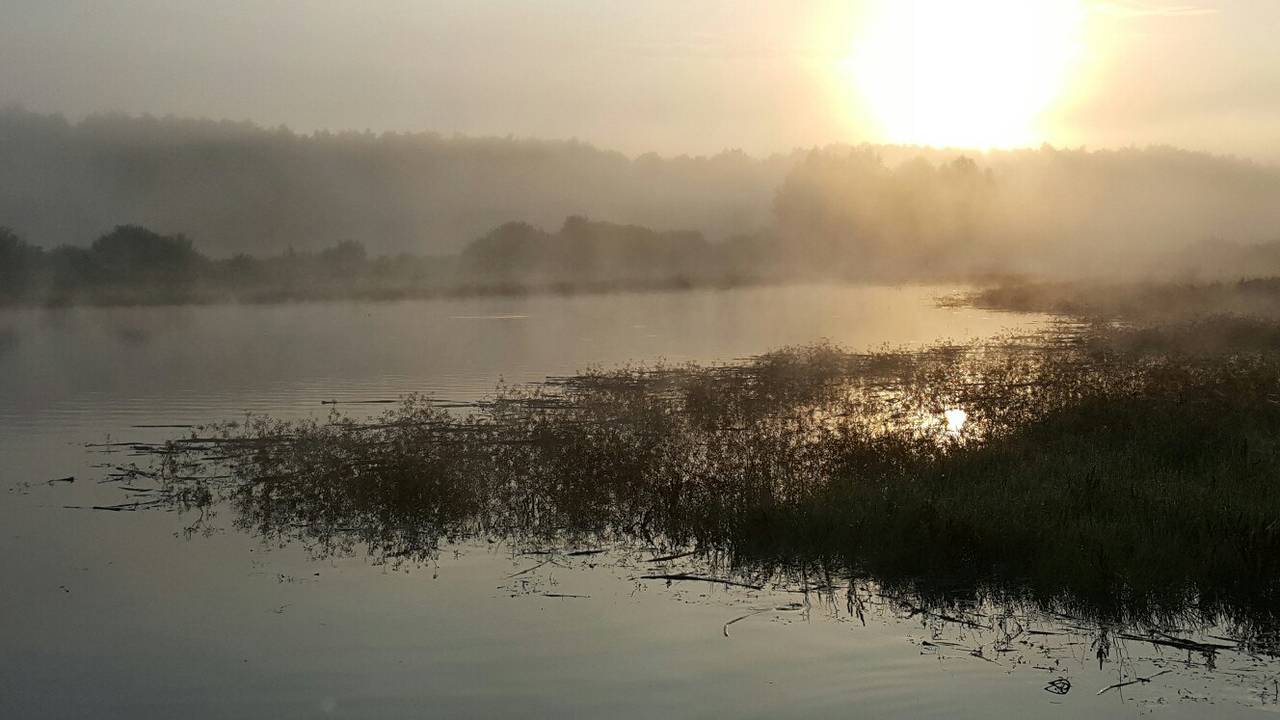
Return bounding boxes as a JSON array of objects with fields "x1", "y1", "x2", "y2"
[
  {"x1": 4, "y1": 106, "x2": 1280, "y2": 282},
  {"x1": 0, "y1": 108, "x2": 788, "y2": 257}
]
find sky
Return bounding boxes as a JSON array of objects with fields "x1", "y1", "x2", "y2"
[{"x1": 1, "y1": 0, "x2": 1277, "y2": 160}]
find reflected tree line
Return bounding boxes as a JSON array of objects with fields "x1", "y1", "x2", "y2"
[{"x1": 113, "y1": 318, "x2": 1280, "y2": 649}]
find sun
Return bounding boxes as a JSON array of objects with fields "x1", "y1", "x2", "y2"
[{"x1": 842, "y1": 0, "x2": 1085, "y2": 149}]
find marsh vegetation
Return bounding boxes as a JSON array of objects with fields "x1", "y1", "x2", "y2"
[{"x1": 98, "y1": 313, "x2": 1280, "y2": 664}]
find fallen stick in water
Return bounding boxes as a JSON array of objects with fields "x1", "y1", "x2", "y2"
[
  {"x1": 87, "y1": 499, "x2": 165, "y2": 512},
  {"x1": 506, "y1": 558, "x2": 557, "y2": 578},
  {"x1": 1116, "y1": 633, "x2": 1233, "y2": 654},
  {"x1": 723, "y1": 608, "x2": 771, "y2": 637},
  {"x1": 321, "y1": 399, "x2": 398, "y2": 405},
  {"x1": 640, "y1": 573, "x2": 764, "y2": 591},
  {"x1": 1097, "y1": 670, "x2": 1172, "y2": 695}
]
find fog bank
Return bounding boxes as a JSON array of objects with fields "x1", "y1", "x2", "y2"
[{"x1": 3, "y1": 108, "x2": 1280, "y2": 281}]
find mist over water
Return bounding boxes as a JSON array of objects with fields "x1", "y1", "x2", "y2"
[
  {"x1": 5, "y1": 104, "x2": 1280, "y2": 717},
  {"x1": 6, "y1": 2, "x2": 1280, "y2": 716},
  {"x1": 9, "y1": 287, "x2": 1280, "y2": 717},
  {"x1": 0, "y1": 286, "x2": 1019, "y2": 440}
]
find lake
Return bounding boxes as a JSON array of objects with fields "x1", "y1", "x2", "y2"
[{"x1": 0, "y1": 285, "x2": 1268, "y2": 718}]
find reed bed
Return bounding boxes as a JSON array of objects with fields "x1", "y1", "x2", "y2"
[{"x1": 115, "y1": 316, "x2": 1280, "y2": 647}]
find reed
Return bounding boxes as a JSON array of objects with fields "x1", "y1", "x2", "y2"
[{"x1": 121, "y1": 317, "x2": 1280, "y2": 645}]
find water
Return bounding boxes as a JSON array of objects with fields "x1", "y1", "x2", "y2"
[{"x1": 0, "y1": 285, "x2": 1267, "y2": 718}]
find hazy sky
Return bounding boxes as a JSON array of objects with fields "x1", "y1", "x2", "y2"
[{"x1": 2, "y1": 0, "x2": 1277, "y2": 159}]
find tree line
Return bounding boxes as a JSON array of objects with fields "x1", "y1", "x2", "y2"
[
  {"x1": 0, "y1": 225, "x2": 438, "y2": 305},
  {"x1": 0, "y1": 107, "x2": 789, "y2": 257},
  {"x1": 7, "y1": 107, "x2": 1280, "y2": 279},
  {"x1": 0, "y1": 220, "x2": 778, "y2": 306},
  {"x1": 5, "y1": 116, "x2": 1280, "y2": 305}
]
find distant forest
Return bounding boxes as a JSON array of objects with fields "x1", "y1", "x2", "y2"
[
  {"x1": 0, "y1": 107, "x2": 788, "y2": 257},
  {"x1": 4, "y1": 106, "x2": 1280, "y2": 305},
  {"x1": 0, "y1": 220, "x2": 776, "y2": 306}
]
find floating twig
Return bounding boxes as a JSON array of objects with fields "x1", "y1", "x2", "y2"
[
  {"x1": 723, "y1": 608, "x2": 771, "y2": 637},
  {"x1": 1097, "y1": 670, "x2": 1172, "y2": 695},
  {"x1": 1117, "y1": 633, "x2": 1233, "y2": 654},
  {"x1": 640, "y1": 573, "x2": 764, "y2": 591},
  {"x1": 321, "y1": 399, "x2": 398, "y2": 405},
  {"x1": 506, "y1": 558, "x2": 556, "y2": 578}
]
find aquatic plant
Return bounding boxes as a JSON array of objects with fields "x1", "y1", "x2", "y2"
[{"x1": 110, "y1": 317, "x2": 1280, "y2": 650}]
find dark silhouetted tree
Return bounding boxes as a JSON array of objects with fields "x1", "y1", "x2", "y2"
[
  {"x1": 461, "y1": 222, "x2": 553, "y2": 276},
  {"x1": 90, "y1": 225, "x2": 203, "y2": 283},
  {"x1": 0, "y1": 226, "x2": 44, "y2": 300},
  {"x1": 318, "y1": 240, "x2": 368, "y2": 278}
]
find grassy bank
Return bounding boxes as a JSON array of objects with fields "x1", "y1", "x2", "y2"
[{"x1": 956, "y1": 277, "x2": 1280, "y2": 321}]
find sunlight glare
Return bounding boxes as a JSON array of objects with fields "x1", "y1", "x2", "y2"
[{"x1": 843, "y1": 0, "x2": 1085, "y2": 149}]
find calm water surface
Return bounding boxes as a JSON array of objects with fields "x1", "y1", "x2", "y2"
[{"x1": 0, "y1": 285, "x2": 1266, "y2": 718}]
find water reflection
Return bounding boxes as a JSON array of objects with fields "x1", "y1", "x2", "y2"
[{"x1": 93, "y1": 318, "x2": 1280, "y2": 701}]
